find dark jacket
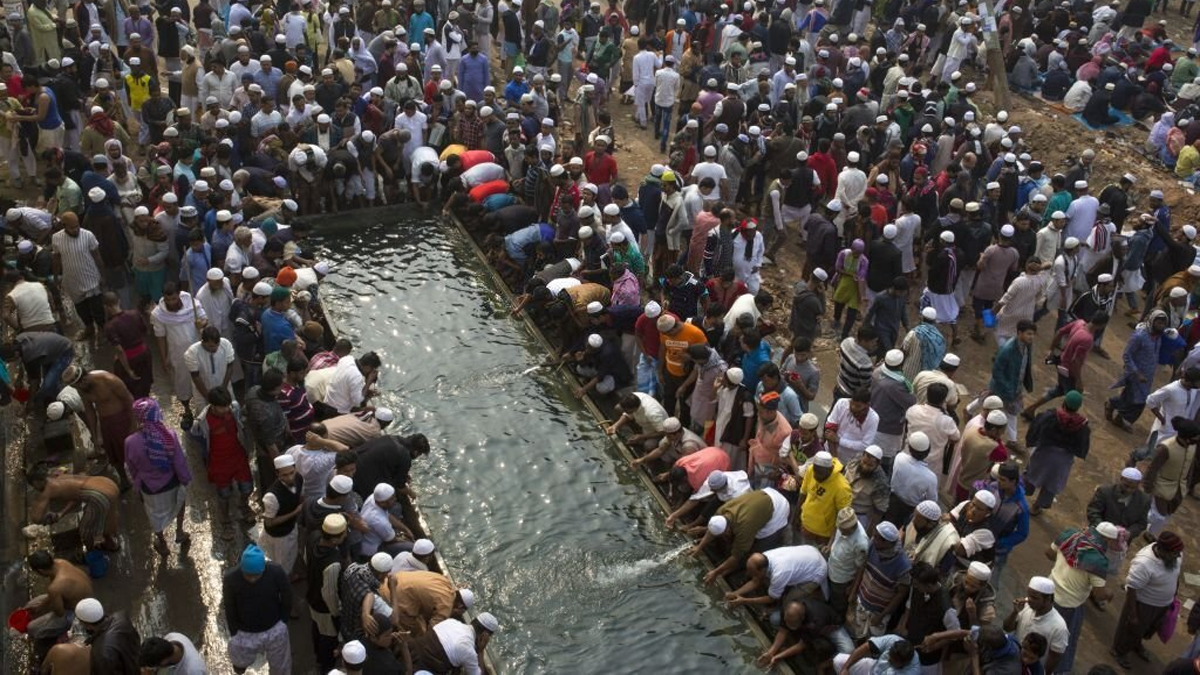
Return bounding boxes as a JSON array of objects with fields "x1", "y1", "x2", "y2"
[
  {"x1": 85, "y1": 613, "x2": 140, "y2": 675},
  {"x1": 790, "y1": 285, "x2": 826, "y2": 341},
  {"x1": 1086, "y1": 483, "x2": 1151, "y2": 539}
]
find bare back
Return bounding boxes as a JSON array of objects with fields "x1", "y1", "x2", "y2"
[
  {"x1": 79, "y1": 371, "x2": 134, "y2": 418},
  {"x1": 48, "y1": 560, "x2": 94, "y2": 613}
]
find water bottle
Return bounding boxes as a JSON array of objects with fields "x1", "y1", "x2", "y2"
[{"x1": 982, "y1": 308, "x2": 996, "y2": 328}]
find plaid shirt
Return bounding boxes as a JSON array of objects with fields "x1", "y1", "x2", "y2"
[
  {"x1": 456, "y1": 115, "x2": 484, "y2": 150},
  {"x1": 338, "y1": 562, "x2": 381, "y2": 640}
]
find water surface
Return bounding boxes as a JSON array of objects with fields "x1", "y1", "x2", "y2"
[{"x1": 315, "y1": 216, "x2": 761, "y2": 674}]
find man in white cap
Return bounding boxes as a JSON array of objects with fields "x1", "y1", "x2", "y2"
[
  {"x1": 1104, "y1": 308, "x2": 1168, "y2": 431},
  {"x1": 691, "y1": 487, "x2": 791, "y2": 585},
  {"x1": 968, "y1": 223, "x2": 1020, "y2": 343},
  {"x1": 406, "y1": 612, "x2": 497, "y2": 674},
  {"x1": 1111, "y1": 529, "x2": 1184, "y2": 668},
  {"x1": 62, "y1": 597, "x2": 139, "y2": 672},
  {"x1": 322, "y1": 406, "x2": 395, "y2": 448},
  {"x1": 900, "y1": 306, "x2": 947, "y2": 383},
  {"x1": 848, "y1": 520, "x2": 911, "y2": 639},
  {"x1": 1003, "y1": 575, "x2": 1069, "y2": 672},
  {"x1": 904, "y1": 378, "x2": 961, "y2": 476},
  {"x1": 904, "y1": 498, "x2": 958, "y2": 569},
  {"x1": 869, "y1": 349, "x2": 916, "y2": 461},
  {"x1": 151, "y1": 282, "x2": 206, "y2": 412},
  {"x1": 844, "y1": 445, "x2": 889, "y2": 531},
  {"x1": 392, "y1": 537, "x2": 437, "y2": 573},
  {"x1": 946, "y1": 489, "x2": 999, "y2": 567},
  {"x1": 261, "y1": 453, "x2": 303, "y2": 575},
  {"x1": 359, "y1": 481, "x2": 410, "y2": 559},
  {"x1": 1044, "y1": 521, "x2": 1120, "y2": 672},
  {"x1": 387, "y1": 566, "x2": 474, "y2": 636},
  {"x1": 798, "y1": 450, "x2": 853, "y2": 545},
  {"x1": 1048, "y1": 234, "x2": 1084, "y2": 330},
  {"x1": 833, "y1": 151, "x2": 866, "y2": 227},
  {"x1": 606, "y1": 390, "x2": 670, "y2": 449},
  {"x1": 885, "y1": 431, "x2": 939, "y2": 527},
  {"x1": 1087, "y1": 467, "x2": 1151, "y2": 541},
  {"x1": 1143, "y1": 366, "x2": 1200, "y2": 452}
]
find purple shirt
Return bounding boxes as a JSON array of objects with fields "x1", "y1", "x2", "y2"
[{"x1": 124, "y1": 430, "x2": 192, "y2": 493}]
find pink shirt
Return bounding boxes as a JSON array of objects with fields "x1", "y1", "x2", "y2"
[{"x1": 676, "y1": 447, "x2": 732, "y2": 491}]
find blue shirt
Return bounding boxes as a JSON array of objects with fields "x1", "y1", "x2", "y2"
[
  {"x1": 261, "y1": 308, "x2": 295, "y2": 354},
  {"x1": 865, "y1": 634, "x2": 920, "y2": 674},
  {"x1": 252, "y1": 68, "x2": 283, "y2": 99},
  {"x1": 181, "y1": 244, "x2": 212, "y2": 290},
  {"x1": 504, "y1": 80, "x2": 530, "y2": 104},
  {"x1": 482, "y1": 193, "x2": 517, "y2": 212},
  {"x1": 457, "y1": 53, "x2": 490, "y2": 102},
  {"x1": 740, "y1": 340, "x2": 772, "y2": 394},
  {"x1": 408, "y1": 12, "x2": 434, "y2": 46},
  {"x1": 504, "y1": 223, "x2": 554, "y2": 261}
]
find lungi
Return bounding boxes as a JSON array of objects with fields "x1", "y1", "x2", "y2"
[
  {"x1": 78, "y1": 488, "x2": 111, "y2": 544},
  {"x1": 142, "y1": 482, "x2": 186, "y2": 532},
  {"x1": 99, "y1": 411, "x2": 131, "y2": 467},
  {"x1": 228, "y1": 619, "x2": 292, "y2": 672},
  {"x1": 260, "y1": 529, "x2": 299, "y2": 575}
]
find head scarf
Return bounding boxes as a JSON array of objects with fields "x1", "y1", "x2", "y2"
[
  {"x1": 1150, "y1": 112, "x2": 1175, "y2": 147},
  {"x1": 88, "y1": 109, "x2": 114, "y2": 136},
  {"x1": 133, "y1": 397, "x2": 176, "y2": 472}
]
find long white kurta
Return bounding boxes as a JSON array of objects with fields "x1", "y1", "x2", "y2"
[
  {"x1": 732, "y1": 232, "x2": 765, "y2": 294},
  {"x1": 151, "y1": 294, "x2": 206, "y2": 402}
]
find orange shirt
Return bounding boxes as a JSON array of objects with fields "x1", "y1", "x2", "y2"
[{"x1": 660, "y1": 322, "x2": 707, "y2": 376}]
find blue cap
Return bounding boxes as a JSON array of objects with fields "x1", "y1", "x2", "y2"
[{"x1": 241, "y1": 544, "x2": 266, "y2": 574}]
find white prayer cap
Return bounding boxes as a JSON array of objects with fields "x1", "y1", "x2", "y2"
[
  {"x1": 330, "y1": 475, "x2": 354, "y2": 494},
  {"x1": 242, "y1": 267, "x2": 260, "y2": 280},
  {"x1": 708, "y1": 515, "x2": 729, "y2": 535},
  {"x1": 608, "y1": 231, "x2": 625, "y2": 244},
  {"x1": 812, "y1": 267, "x2": 829, "y2": 282},
  {"x1": 973, "y1": 490, "x2": 998, "y2": 510},
  {"x1": 129, "y1": 57, "x2": 141, "y2": 66},
  {"x1": 943, "y1": 354, "x2": 961, "y2": 367},
  {"x1": 1051, "y1": 210, "x2": 1067, "y2": 220},
  {"x1": 704, "y1": 145, "x2": 717, "y2": 157},
  {"x1": 586, "y1": 301, "x2": 604, "y2": 315},
  {"x1": 62, "y1": 57, "x2": 74, "y2": 67},
  {"x1": 883, "y1": 224, "x2": 897, "y2": 239},
  {"x1": 216, "y1": 210, "x2": 233, "y2": 222},
  {"x1": 603, "y1": 203, "x2": 621, "y2": 217},
  {"x1": 46, "y1": 402, "x2": 66, "y2": 420},
  {"x1": 884, "y1": 349, "x2": 904, "y2": 367},
  {"x1": 342, "y1": 641, "x2": 367, "y2": 665},
  {"x1": 370, "y1": 552, "x2": 393, "y2": 573},
  {"x1": 662, "y1": 417, "x2": 682, "y2": 433},
  {"x1": 875, "y1": 521, "x2": 900, "y2": 542},
  {"x1": 813, "y1": 451, "x2": 834, "y2": 468},
  {"x1": 1097, "y1": 521, "x2": 1120, "y2": 539},
  {"x1": 922, "y1": 307, "x2": 938, "y2": 320},
  {"x1": 95, "y1": 78, "x2": 109, "y2": 88},
  {"x1": 477, "y1": 612, "x2": 500, "y2": 633},
  {"x1": 133, "y1": 206, "x2": 149, "y2": 217},
  {"x1": 578, "y1": 225, "x2": 594, "y2": 239},
  {"x1": 88, "y1": 187, "x2": 106, "y2": 203},
  {"x1": 219, "y1": 179, "x2": 234, "y2": 191},
  {"x1": 456, "y1": 588, "x2": 474, "y2": 608},
  {"x1": 940, "y1": 230, "x2": 956, "y2": 243},
  {"x1": 405, "y1": 538, "x2": 434, "y2": 557},
  {"x1": 371, "y1": 407, "x2": 394, "y2": 424},
  {"x1": 1172, "y1": 287, "x2": 1189, "y2": 299},
  {"x1": 480, "y1": 106, "x2": 494, "y2": 117},
  {"x1": 1000, "y1": 224, "x2": 1015, "y2": 238},
  {"x1": 644, "y1": 301, "x2": 662, "y2": 318},
  {"x1": 273, "y1": 454, "x2": 296, "y2": 469},
  {"x1": 587, "y1": 333, "x2": 604, "y2": 349},
  {"x1": 16, "y1": 239, "x2": 33, "y2": 253},
  {"x1": 864, "y1": 445, "x2": 883, "y2": 460},
  {"x1": 283, "y1": 199, "x2": 299, "y2": 212},
  {"x1": 75, "y1": 599, "x2": 104, "y2": 623},
  {"x1": 317, "y1": 114, "x2": 331, "y2": 124},
  {"x1": 206, "y1": 268, "x2": 225, "y2": 281},
  {"x1": 725, "y1": 367, "x2": 744, "y2": 385},
  {"x1": 1186, "y1": 225, "x2": 1198, "y2": 240},
  {"x1": 986, "y1": 410, "x2": 1008, "y2": 427},
  {"x1": 1151, "y1": 189, "x2": 1165, "y2": 199},
  {"x1": 1097, "y1": 273, "x2": 1114, "y2": 284},
  {"x1": 253, "y1": 282, "x2": 273, "y2": 297},
  {"x1": 908, "y1": 431, "x2": 931, "y2": 451},
  {"x1": 986, "y1": 181, "x2": 1001, "y2": 191},
  {"x1": 215, "y1": 119, "x2": 229, "y2": 129},
  {"x1": 707, "y1": 471, "x2": 728, "y2": 490},
  {"x1": 1074, "y1": 180, "x2": 1088, "y2": 189},
  {"x1": 1032, "y1": 193, "x2": 1048, "y2": 203},
  {"x1": 194, "y1": 180, "x2": 210, "y2": 192},
  {"x1": 1063, "y1": 237, "x2": 1079, "y2": 249},
  {"x1": 373, "y1": 483, "x2": 396, "y2": 501},
  {"x1": 916, "y1": 500, "x2": 942, "y2": 520},
  {"x1": 826, "y1": 199, "x2": 843, "y2": 212},
  {"x1": 549, "y1": 164, "x2": 564, "y2": 176},
  {"x1": 1028, "y1": 576, "x2": 1055, "y2": 594},
  {"x1": 968, "y1": 561, "x2": 992, "y2": 581},
  {"x1": 1123, "y1": 173, "x2": 1136, "y2": 183},
  {"x1": 847, "y1": 151, "x2": 860, "y2": 163}
]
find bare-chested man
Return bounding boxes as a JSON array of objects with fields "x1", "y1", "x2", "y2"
[
  {"x1": 25, "y1": 550, "x2": 94, "y2": 663},
  {"x1": 62, "y1": 365, "x2": 135, "y2": 489},
  {"x1": 28, "y1": 467, "x2": 121, "y2": 552},
  {"x1": 39, "y1": 642, "x2": 90, "y2": 674}
]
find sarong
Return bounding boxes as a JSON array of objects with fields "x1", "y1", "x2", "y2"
[
  {"x1": 78, "y1": 488, "x2": 110, "y2": 543},
  {"x1": 1025, "y1": 446, "x2": 1076, "y2": 497},
  {"x1": 116, "y1": 343, "x2": 153, "y2": 399},
  {"x1": 142, "y1": 484, "x2": 186, "y2": 532}
]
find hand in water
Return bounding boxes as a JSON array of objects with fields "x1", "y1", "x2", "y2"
[{"x1": 702, "y1": 569, "x2": 720, "y2": 586}]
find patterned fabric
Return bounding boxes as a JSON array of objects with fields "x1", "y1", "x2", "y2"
[{"x1": 133, "y1": 397, "x2": 174, "y2": 472}]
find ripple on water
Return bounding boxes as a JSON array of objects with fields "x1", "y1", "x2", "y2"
[{"x1": 313, "y1": 218, "x2": 761, "y2": 674}]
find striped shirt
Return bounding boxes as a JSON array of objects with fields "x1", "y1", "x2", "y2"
[
  {"x1": 834, "y1": 338, "x2": 875, "y2": 397},
  {"x1": 51, "y1": 229, "x2": 103, "y2": 303}
]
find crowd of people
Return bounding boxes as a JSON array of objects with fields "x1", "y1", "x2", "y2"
[{"x1": 2, "y1": 0, "x2": 1200, "y2": 671}]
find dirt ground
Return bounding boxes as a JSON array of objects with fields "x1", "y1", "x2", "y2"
[{"x1": 596, "y1": 56, "x2": 1200, "y2": 675}]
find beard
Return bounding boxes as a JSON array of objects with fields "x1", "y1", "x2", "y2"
[{"x1": 1163, "y1": 554, "x2": 1179, "y2": 569}]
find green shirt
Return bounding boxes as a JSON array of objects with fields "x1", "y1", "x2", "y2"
[
  {"x1": 588, "y1": 41, "x2": 618, "y2": 74},
  {"x1": 717, "y1": 490, "x2": 773, "y2": 561}
]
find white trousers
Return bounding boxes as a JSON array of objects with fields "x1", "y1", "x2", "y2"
[{"x1": 634, "y1": 83, "x2": 654, "y2": 125}]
